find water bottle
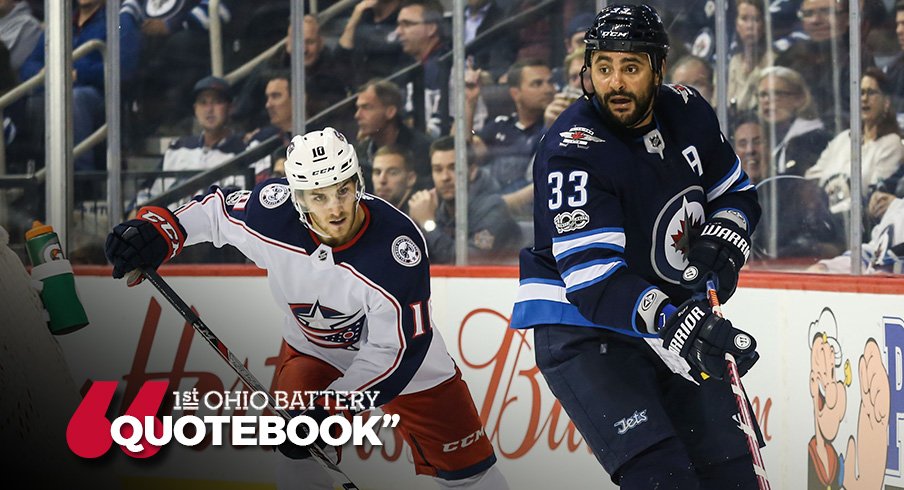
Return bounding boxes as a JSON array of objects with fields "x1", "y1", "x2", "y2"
[{"x1": 25, "y1": 221, "x2": 89, "y2": 334}]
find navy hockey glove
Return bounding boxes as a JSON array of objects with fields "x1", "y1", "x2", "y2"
[
  {"x1": 658, "y1": 299, "x2": 759, "y2": 381},
  {"x1": 681, "y1": 214, "x2": 751, "y2": 303},
  {"x1": 104, "y1": 206, "x2": 186, "y2": 283}
]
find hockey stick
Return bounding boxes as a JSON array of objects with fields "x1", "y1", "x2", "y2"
[
  {"x1": 134, "y1": 268, "x2": 361, "y2": 490},
  {"x1": 705, "y1": 279, "x2": 771, "y2": 490}
]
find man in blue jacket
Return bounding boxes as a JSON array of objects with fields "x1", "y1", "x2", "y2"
[{"x1": 20, "y1": 0, "x2": 141, "y2": 174}]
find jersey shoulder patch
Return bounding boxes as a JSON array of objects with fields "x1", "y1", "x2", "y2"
[
  {"x1": 391, "y1": 235, "x2": 422, "y2": 267},
  {"x1": 558, "y1": 126, "x2": 605, "y2": 149},
  {"x1": 259, "y1": 182, "x2": 292, "y2": 209},
  {"x1": 225, "y1": 189, "x2": 252, "y2": 211}
]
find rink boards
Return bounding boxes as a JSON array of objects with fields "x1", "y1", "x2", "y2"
[{"x1": 59, "y1": 266, "x2": 904, "y2": 490}]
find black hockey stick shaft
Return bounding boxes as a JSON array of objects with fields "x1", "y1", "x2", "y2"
[
  {"x1": 137, "y1": 268, "x2": 360, "y2": 490},
  {"x1": 705, "y1": 279, "x2": 771, "y2": 490}
]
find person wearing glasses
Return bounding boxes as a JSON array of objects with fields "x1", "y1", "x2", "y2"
[
  {"x1": 775, "y1": 0, "x2": 876, "y2": 132},
  {"x1": 395, "y1": 0, "x2": 451, "y2": 137},
  {"x1": 756, "y1": 65, "x2": 832, "y2": 179},
  {"x1": 805, "y1": 68, "x2": 904, "y2": 216}
]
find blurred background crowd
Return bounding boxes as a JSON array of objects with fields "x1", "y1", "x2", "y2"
[{"x1": 3, "y1": 0, "x2": 904, "y2": 274}]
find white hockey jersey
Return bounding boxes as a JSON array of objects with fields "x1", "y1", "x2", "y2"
[{"x1": 174, "y1": 179, "x2": 457, "y2": 406}]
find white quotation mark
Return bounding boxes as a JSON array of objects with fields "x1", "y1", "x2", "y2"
[{"x1": 382, "y1": 414, "x2": 400, "y2": 428}]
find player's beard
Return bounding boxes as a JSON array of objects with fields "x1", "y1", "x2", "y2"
[{"x1": 596, "y1": 85, "x2": 655, "y2": 129}]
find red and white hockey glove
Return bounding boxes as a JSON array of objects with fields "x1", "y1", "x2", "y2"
[{"x1": 104, "y1": 206, "x2": 186, "y2": 286}]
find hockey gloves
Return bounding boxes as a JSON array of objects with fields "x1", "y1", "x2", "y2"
[
  {"x1": 681, "y1": 214, "x2": 751, "y2": 303},
  {"x1": 658, "y1": 298, "x2": 759, "y2": 381},
  {"x1": 105, "y1": 206, "x2": 186, "y2": 284}
]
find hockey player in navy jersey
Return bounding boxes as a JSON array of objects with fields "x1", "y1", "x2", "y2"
[
  {"x1": 105, "y1": 128, "x2": 508, "y2": 490},
  {"x1": 512, "y1": 4, "x2": 763, "y2": 489}
]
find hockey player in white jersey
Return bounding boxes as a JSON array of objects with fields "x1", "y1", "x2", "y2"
[{"x1": 104, "y1": 127, "x2": 508, "y2": 490}]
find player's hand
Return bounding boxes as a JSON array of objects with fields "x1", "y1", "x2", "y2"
[
  {"x1": 104, "y1": 206, "x2": 186, "y2": 283},
  {"x1": 658, "y1": 298, "x2": 758, "y2": 380},
  {"x1": 681, "y1": 216, "x2": 750, "y2": 303}
]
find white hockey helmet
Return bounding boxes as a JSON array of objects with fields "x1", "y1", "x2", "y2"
[{"x1": 284, "y1": 127, "x2": 365, "y2": 220}]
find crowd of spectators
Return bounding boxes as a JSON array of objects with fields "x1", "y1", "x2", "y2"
[{"x1": 4, "y1": 0, "x2": 904, "y2": 272}]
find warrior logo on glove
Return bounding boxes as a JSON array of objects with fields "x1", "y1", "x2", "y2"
[{"x1": 659, "y1": 299, "x2": 759, "y2": 380}]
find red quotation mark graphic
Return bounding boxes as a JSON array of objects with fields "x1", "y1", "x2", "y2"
[{"x1": 66, "y1": 380, "x2": 169, "y2": 458}]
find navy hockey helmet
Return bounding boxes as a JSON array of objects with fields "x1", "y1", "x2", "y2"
[{"x1": 583, "y1": 4, "x2": 670, "y2": 77}]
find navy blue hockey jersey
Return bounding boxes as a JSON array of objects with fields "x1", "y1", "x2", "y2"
[
  {"x1": 175, "y1": 181, "x2": 457, "y2": 406},
  {"x1": 511, "y1": 84, "x2": 760, "y2": 336}
]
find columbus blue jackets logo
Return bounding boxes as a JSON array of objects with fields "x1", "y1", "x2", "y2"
[
  {"x1": 290, "y1": 301, "x2": 366, "y2": 349},
  {"x1": 651, "y1": 187, "x2": 705, "y2": 283}
]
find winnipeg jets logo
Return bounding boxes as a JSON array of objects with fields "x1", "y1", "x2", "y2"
[
  {"x1": 559, "y1": 126, "x2": 604, "y2": 148},
  {"x1": 669, "y1": 198, "x2": 704, "y2": 259},
  {"x1": 651, "y1": 187, "x2": 706, "y2": 284},
  {"x1": 614, "y1": 410, "x2": 648, "y2": 435},
  {"x1": 290, "y1": 301, "x2": 366, "y2": 350}
]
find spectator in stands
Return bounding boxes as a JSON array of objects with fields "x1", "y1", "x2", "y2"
[
  {"x1": 564, "y1": 12, "x2": 594, "y2": 57},
  {"x1": 810, "y1": 196, "x2": 904, "y2": 273},
  {"x1": 395, "y1": 0, "x2": 450, "y2": 137},
  {"x1": 372, "y1": 144, "x2": 418, "y2": 213},
  {"x1": 20, "y1": 0, "x2": 141, "y2": 174},
  {"x1": 0, "y1": 0, "x2": 41, "y2": 71},
  {"x1": 805, "y1": 68, "x2": 904, "y2": 215},
  {"x1": 337, "y1": 0, "x2": 408, "y2": 89},
  {"x1": 756, "y1": 66, "x2": 832, "y2": 178},
  {"x1": 476, "y1": 59, "x2": 553, "y2": 194},
  {"x1": 134, "y1": 76, "x2": 246, "y2": 208},
  {"x1": 243, "y1": 71, "x2": 294, "y2": 182},
  {"x1": 885, "y1": 0, "x2": 904, "y2": 118},
  {"x1": 543, "y1": 11, "x2": 593, "y2": 90},
  {"x1": 353, "y1": 78, "x2": 433, "y2": 191},
  {"x1": 543, "y1": 48, "x2": 585, "y2": 128},
  {"x1": 775, "y1": 0, "x2": 875, "y2": 133},
  {"x1": 231, "y1": 15, "x2": 351, "y2": 135},
  {"x1": 732, "y1": 111, "x2": 767, "y2": 185},
  {"x1": 464, "y1": 0, "x2": 516, "y2": 82},
  {"x1": 134, "y1": 0, "x2": 237, "y2": 133},
  {"x1": 408, "y1": 135, "x2": 522, "y2": 264},
  {"x1": 669, "y1": 55, "x2": 714, "y2": 105},
  {"x1": 728, "y1": 0, "x2": 775, "y2": 114},
  {"x1": 866, "y1": 175, "x2": 903, "y2": 234}
]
